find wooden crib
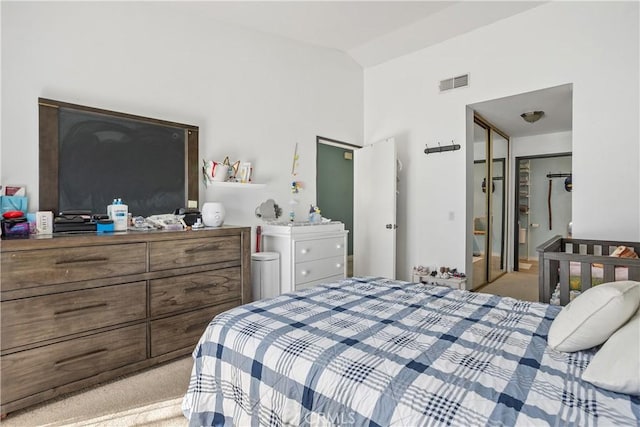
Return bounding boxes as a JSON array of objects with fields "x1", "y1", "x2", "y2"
[{"x1": 537, "y1": 236, "x2": 640, "y2": 305}]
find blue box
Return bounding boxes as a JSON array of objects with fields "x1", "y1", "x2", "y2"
[
  {"x1": 96, "y1": 219, "x2": 114, "y2": 233},
  {"x1": 0, "y1": 195, "x2": 28, "y2": 214}
]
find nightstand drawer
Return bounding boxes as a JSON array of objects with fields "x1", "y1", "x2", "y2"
[
  {"x1": 1, "y1": 324, "x2": 146, "y2": 404},
  {"x1": 150, "y1": 267, "x2": 241, "y2": 317},
  {"x1": 294, "y1": 237, "x2": 346, "y2": 263},
  {"x1": 1, "y1": 282, "x2": 146, "y2": 350},
  {"x1": 149, "y1": 236, "x2": 240, "y2": 271},
  {"x1": 1, "y1": 243, "x2": 146, "y2": 291},
  {"x1": 295, "y1": 256, "x2": 345, "y2": 285}
]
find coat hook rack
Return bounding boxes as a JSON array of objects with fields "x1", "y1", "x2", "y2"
[{"x1": 424, "y1": 140, "x2": 461, "y2": 155}]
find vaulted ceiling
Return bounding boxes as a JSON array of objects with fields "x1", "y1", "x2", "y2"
[
  {"x1": 205, "y1": 1, "x2": 569, "y2": 138},
  {"x1": 204, "y1": 1, "x2": 546, "y2": 67}
]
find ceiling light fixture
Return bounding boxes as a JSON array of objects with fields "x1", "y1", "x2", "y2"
[{"x1": 520, "y1": 111, "x2": 545, "y2": 123}]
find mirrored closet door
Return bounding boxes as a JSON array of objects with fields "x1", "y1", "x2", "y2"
[{"x1": 472, "y1": 115, "x2": 509, "y2": 288}]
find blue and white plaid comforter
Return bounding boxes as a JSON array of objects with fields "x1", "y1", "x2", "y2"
[{"x1": 182, "y1": 277, "x2": 640, "y2": 426}]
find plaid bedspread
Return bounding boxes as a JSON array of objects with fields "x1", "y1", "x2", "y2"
[{"x1": 182, "y1": 277, "x2": 640, "y2": 426}]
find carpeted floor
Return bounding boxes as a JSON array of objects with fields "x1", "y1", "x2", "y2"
[
  {"x1": 2, "y1": 357, "x2": 192, "y2": 427},
  {"x1": 475, "y1": 261, "x2": 539, "y2": 302}
]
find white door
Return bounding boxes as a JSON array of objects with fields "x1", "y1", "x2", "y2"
[{"x1": 353, "y1": 138, "x2": 397, "y2": 278}]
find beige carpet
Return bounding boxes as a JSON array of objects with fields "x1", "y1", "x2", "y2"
[
  {"x1": 2, "y1": 357, "x2": 192, "y2": 427},
  {"x1": 475, "y1": 263, "x2": 539, "y2": 302}
]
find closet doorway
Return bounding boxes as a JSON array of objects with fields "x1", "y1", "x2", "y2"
[
  {"x1": 472, "y1": 114, "x2": 509, "y2": 289},
  {"x1": 514, "y1": 153, "x2": 572, "y2": 270}
]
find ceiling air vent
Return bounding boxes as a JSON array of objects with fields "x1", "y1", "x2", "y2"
[{"x1": 439, "y1": 73, "x2": 469, "y2": 92}]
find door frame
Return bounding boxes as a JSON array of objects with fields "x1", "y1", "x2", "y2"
[{"x1": 316, "y1": 135, "x2": 359, "y2": 258}]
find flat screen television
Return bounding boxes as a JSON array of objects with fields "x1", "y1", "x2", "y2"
[{"x1": 39, "y1": 98, "x2": 199, "y2": 217}]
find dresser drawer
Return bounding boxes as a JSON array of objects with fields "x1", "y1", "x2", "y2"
[
  {"x1": 1, "y1": 282, "x2": 146, "y2": 351},
  {"x1": 1, "y1": 324, "x2": 146, "y2": 404},
  {"x1": 296, "y1": 274, "x2": 345, "y2": 291},
  {"x1": 149, "y1": 236, "x2": 241, "y2": 271},
  {"x1": 150, "y1": 300, "x2": 240, "y2": 357},
  {"x1": 294, "y1": 237, "x2": 346, "y2": 263},
  {"x1": 150, "y1": 267, "x2": 241, "y2": 317},
  {"x1": 1, "y1": 243, "x2": 146, "y2": 291},
  {"x1": 295, "y1": 256, "x2": 345, "y2": 285}
]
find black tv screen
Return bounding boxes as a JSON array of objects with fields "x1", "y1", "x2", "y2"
[{"x1": 39, "y1": 98, "x2": 199, "y2": 218}]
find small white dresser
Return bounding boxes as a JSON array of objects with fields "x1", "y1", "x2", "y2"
[{"x1": 261, "y1": 222, "x2": 348, "y2": 293}]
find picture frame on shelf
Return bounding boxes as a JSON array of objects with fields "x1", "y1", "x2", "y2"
[{"x1": 239, "y1": 162, "x2": 252, "y2": 183}]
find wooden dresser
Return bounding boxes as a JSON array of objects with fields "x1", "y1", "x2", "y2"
[
  {"x1": 262, "y1": 222, "x2": 347, "y2": 293},
  {"x1": 0, "y1": 226, "x2": 251, "y2": 415}
]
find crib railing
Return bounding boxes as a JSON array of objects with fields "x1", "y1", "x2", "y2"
[{"x1": 537, "y1": 236, "x2": 640, "y2": 305}]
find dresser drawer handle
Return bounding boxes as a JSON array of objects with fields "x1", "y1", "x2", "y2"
[
  {"x1": 300, "y1": 248, "x2": 310, "y2": 254},
  {"x1": 336, "y1": 263, "x2": 343, "y2": 269},
  {"x1": 54, "y1": 303, "x2": 108, "y2": 316},
  {"x1": 55, "y1": 257, "x2": 109, "y2": 265},
  {"x1": 336, "y1": 244, "x2": 342, "y2": 249},
  {"x1": 185, "y1": 323, "x2": 206, "y2": 334},
  {"x1": 301, "y1": 270, "x2": 309, "y2": 276},
  {"x1": 184, "y1": 283, "x2": 216, "y2": 293},
  {"x1": 185, "y1": 244, "x2": 220, "y2": 254},
  {"x1": 54, "y1": 348, "x2": 108, "y2": 367}
]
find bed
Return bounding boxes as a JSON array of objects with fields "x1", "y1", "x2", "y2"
[
  {"x1": 182, "y1": 277, "x2": 639, "y2": 426},
  {"x1": 537, "y1": 236, "x2": 640, "y2": 305}
]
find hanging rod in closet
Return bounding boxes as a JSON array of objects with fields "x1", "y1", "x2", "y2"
[{"x1": 546, "y1": 172, "x2": 572, "y2": 178}]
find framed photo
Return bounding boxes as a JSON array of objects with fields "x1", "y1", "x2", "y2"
[{"x1": 239, "y1": 162, "x2": 252, "y2": 183}]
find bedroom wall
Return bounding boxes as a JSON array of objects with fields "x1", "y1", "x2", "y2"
[
  {"x1": 364, "y1": 1, "x2": 639, "y2": 280},
  {"x1": 0, "y1": 2, "x2": 363, "y2": 230}
]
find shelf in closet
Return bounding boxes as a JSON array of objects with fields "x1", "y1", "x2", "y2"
[{"x1": 206, "y1": 181, "x2": 266, "y2": 189}]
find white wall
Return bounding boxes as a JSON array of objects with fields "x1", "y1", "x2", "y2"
[
  {"x1": 511, "y1": 132, "x2": 572, "y2": 159},
  {"x1": 1, "y1": 2, "x2": 363, "y2": 233},
  {"x1": 364, "y1": 2, "x2": 639, "y2": 280}
]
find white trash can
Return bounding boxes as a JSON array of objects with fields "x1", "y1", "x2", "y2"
[{"x1": 251, "y1": 252, "x2": 280, "y2": 301}]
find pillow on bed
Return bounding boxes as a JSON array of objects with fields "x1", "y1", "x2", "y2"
[
  {"x1": 582, "y1": 310, "x2": 640, "y2": 395},
  {"x1": 548, "y1": 281, "x2": 640, "y2": 352}
]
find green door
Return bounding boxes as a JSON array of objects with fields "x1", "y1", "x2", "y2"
[{"x1": 317, "y1": 141, "x2": 354, "y2": 255}]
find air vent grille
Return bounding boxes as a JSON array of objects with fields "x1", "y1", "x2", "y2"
[{"x1": 439, "y1": 73, "x2": 470, "y2": 92}]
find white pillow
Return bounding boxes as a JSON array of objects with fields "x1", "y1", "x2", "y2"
[
  {"x1": 582, "y1": 310, "x2": 640, "y2": 395},
  {"x1": 547, "y1": 281, "x2": 640, "y2": 352}
]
